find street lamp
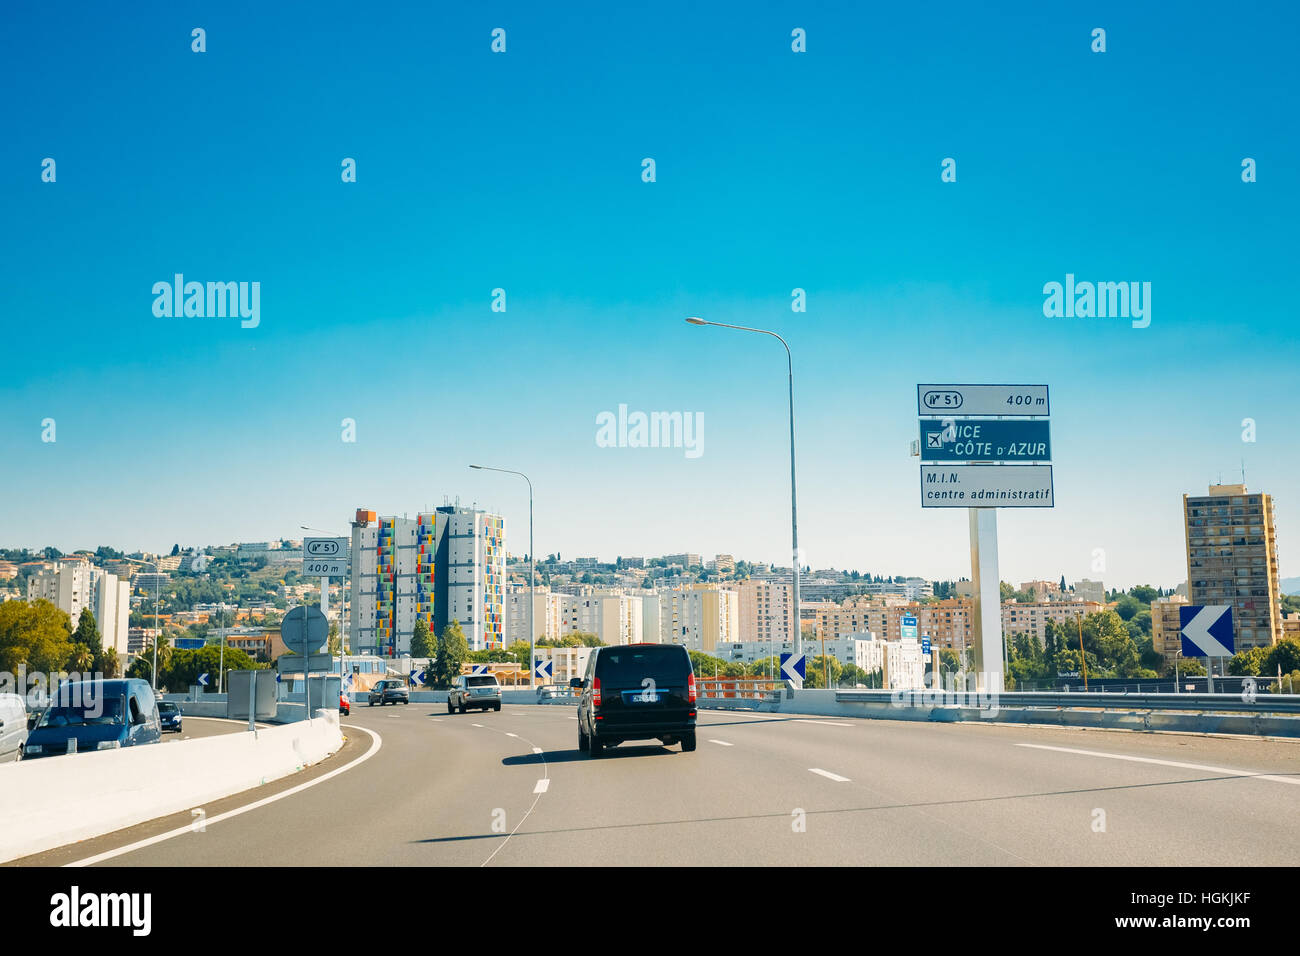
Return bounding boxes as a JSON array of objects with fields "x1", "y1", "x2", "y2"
[
  {"x1": 685, "y1": 316, "x2": 803, "y2": 657},
  {"x1": 470, "y1": 465, "x2": 534, "y2": 688}
]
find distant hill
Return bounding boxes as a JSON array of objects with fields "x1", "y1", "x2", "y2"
[{"x1": 1281, "y1": 577, "x2": 1300, "y2": 596}]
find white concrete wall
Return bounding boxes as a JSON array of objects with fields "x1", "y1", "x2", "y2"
[{"x1": 0, "y1": 711, "x2": 343, "y2": 863}]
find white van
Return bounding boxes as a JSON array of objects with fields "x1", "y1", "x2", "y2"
[{"x1": 0, "y1": 693, "x2": 28, "y2": 762}]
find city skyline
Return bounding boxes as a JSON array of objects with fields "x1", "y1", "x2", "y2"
[{"x1": 3, "y1": 4, "x2": 1297, "y2": 592}]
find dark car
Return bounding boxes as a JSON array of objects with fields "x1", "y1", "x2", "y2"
[
  {"x1": 368, "y1": 679, "x2": 409, "y2": 706},
  {"x1": 22, "y1": 679, "x2": 162, "y2": 759},
  {"x1": 575, "y1": 644, "x2": 697, "y2": 755},
  {"x1": 157, "y1": 701, "x2": 183, "y2": 734}
]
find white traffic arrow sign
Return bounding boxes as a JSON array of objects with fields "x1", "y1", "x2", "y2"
[
  {"x1": 198, "y1": 672, "x2": 210, "y2": 687},
  {"x1": 780, "y1": 652, "x2": 805, "y2": 689},
  {"x1": 1179, "y1": 605, "x2": 1235, "y2": 658}
]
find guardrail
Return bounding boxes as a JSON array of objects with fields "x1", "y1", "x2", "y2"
[
  {"x1": 534, "y1": 684, "x2": 579, "y2": 704},
  {"x1": 697, "y1": 678, "x2": 785, "y2": 710},
  {"x1": 836, "y1": 689, "x2": 1300, "y2": 714}
]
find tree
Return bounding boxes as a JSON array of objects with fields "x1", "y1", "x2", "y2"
[
  {"x1": 1263, "y1": 639, "x2": 1300, "y2": 678},
  {"x1": 1129, "y1": 585, "x2": 1158, "y2": 604},
  {"x1": 410, "y1": 619, "x2": 435, "y2": 659},
  {"x1": 1228, "y1": 646, "x2": 1268, "y2": 677},
  {"x1": 0, "y1": 599, "x2": 75, "y2": 676},
  {"x1": 999, "y1": 581, "x2": 1015, "y2": 602},
  {"x1": 1173, "y1": 658, "x2": 1205, "y2": 677},
  {"x1": 125, "y1": 642, "x2": 171, "y2": 683},
  {"x1": 170, "y1": 543, "x2": 181, "y2": 556},
  {"x1": 1059, "y1": 574, "x2": 1067, "y2": 592},
  {"x1": 433, "y1": 621, "x2": 470, "y2": 688},
  {"x1": 163, "y1": 645, "x2": 260, "y2": 692}
]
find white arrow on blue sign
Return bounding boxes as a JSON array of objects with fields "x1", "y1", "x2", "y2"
[
  {"x1": 471, "y1": 664, "x2": 489, "y2": 675},
  {"x1": 534, "y1": 659, "x2": 553, "y2": 680},
  {"x1": 1179, "y1": 605, "x2": 1234, "y2": 658},
  {"x1": 197, "y1": 672, "x2": 210, "y2": 687},
  {"x1": 779, "y1": 652, "x2": 805, "y2": 688},
  {"x1": 409, "y1": 669, "x2": 423, "y2": 686},
  {"x1": 921, "y1": 636, "x2": 931, "y2": 656}
]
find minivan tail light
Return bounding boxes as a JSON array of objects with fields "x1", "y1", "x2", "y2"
[
  {"x1": 593, "y1": 677, "x2": 602, "y2": 707},
  {"x1": 687, "y1": 673, "x2": 697, "y2": 705}
]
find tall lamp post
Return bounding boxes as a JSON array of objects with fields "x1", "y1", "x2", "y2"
[
  {"x1": 470, "y1": 465, "x2": 534, "y2": 688},
  {"x1": 686, "y1": 316, "x2": 802, "y2": 657}
]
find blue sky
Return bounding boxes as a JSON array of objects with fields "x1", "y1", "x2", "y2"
[{"x1": 2, "y1": 1, "x2": 1297, "y2": 589}]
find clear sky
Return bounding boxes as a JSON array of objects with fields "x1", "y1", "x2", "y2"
[{"x1": 2, "y1": 1, "x2": 1297, "y2": 590}]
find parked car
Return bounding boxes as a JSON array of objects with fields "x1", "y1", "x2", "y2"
[
  {"x1": 0, "y1": 693, "x2": 29, "y2": 762},
  {"x1": 339, "y1": 692, "x2": 351, "y2": 716},
  {"x1": 157, "y1": 700, "x2": 183, "y2": 734},
  {"x1": 448, "y1": 674, "x2": 502, "y2": 713},
  {"x1": 575, "y1": 644, "x2": 697, "y2": 755},
  {"x1": 22, "y1": 679, "x2": 162, "y2": 759},
  {"x1": 368, "y1": 679, "x2": 409, "y2": 706}
]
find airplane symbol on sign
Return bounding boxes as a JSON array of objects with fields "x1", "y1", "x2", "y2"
[{"x1": 926, "y1": 432, "x2": 943, "y2": 448}]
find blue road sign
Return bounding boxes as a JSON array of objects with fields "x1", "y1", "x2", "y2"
[
  {"x1": 1179, "y1": 605, "x2": 1235, "y2": 658},
  {"x1": 921, "y1": 635, "x2": 931, "y2": 657},
  {"x1": 901, "y1": 615, "x2": 919, "y2": 642},
  {"x1": 534, "y1": 659, "x2": 553, "y2": 681},
  {"x1": 470, "y1": 664, "x2": 489, "y2": 675},
  {"x1": 174, "y1": 638, "x2": 204, "y2": 649},
  {"x1": 409, "y1": 669, "x2": 424, "y2": 686},
  {"x1": 779, "y1": 652, "x2": 806, "y2": 688},
  {"x1": 919, "y1": 418, "x2": 1051, "y2": 463},
  {"x1": 198, "y1": 672, "x2": 210, "y2": 687}
]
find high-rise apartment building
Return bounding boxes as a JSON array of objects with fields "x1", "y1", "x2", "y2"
[
  {"x1": 350, "y1": 505, "x2": 506, "y2": 655},
  {"x1": 737, "y1": 578, "x2": 794, "y2": 645},
  {"x1": 657, "y1": 585, "x2": 737, "y2": 652},
  {"x1": 27, "y1": 561, "x2": 130, "y2": 658},
  {"x1": 1183, "y1": 484, "x2": 1282, "y2": 650}
]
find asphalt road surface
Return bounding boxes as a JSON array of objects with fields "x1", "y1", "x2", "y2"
[{"x1": 17, "y1": 704, "x2": 1300, "y2": 866}]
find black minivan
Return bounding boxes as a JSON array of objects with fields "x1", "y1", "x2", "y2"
[{"x1": 573, "y1": 644, "x2": 697, "y2": 755}]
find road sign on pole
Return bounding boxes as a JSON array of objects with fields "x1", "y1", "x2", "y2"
[
  {"x1": 901, "y1": 615, "x2": 919, "y2": 642},
  {"x1": 917, "y1": 384, "x2": 1049, "y2": 417},
  {"x1": 920, "y1": 465, "x2": 1054, "y2": 508},
  {"x1": 534, "y1": 659, "x2": 553, "y2": 681},
  {"x1": 198, "y1": 672, "x2": 209, "y2": 687},
  {"x1": 303, "y1": 538, "x2": 349, "y2": 577},
  {"x1": 281, "y1": 606, "x2": 329, "y2": 656},
  {"x1": 918, "y1": 418, "x2": 1051, "y2": 463},
  {"x1": 1179, "y1": 605, "x2": 1235, "y2": 658},
  {"x1": 780, "y1": 652, "x2": 806, "y2": 689}
]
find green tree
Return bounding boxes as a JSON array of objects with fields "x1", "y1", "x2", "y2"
[
  {"x1": 433, "y1": 620, "x2": 470, "y2": 688},
  {"x1": 410, "y1": 619, "x2": 435, "y2": 658},
  {"x1": 1129, "y1": 585, "x2": 1159, "y2": 604},
  {"x1": 163, "y1": 645, "x2": 260, "y2": 692},
  {"x1": 1172, "y1": 658, "x2": 1206, "y2": 677},
  {"x1": 0, "y1": 599, "x2": 75, "y2": 676},
  {"x1": 125, "y1": 642, "x2": 171, "y2": 683},
  {"x1": 1228, "y1": 646, "x2": 1268, "y2": 676},
  {"x1": 1263, "y1": 639, "x2": 1300, "y2": 677}
]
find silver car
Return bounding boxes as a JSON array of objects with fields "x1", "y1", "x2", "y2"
[
  {"x1": 0, "y1": 693, "x2": 28, "y2": 762},
  {"x1": 447, "y1": 674, "x2": 502, "y2": 713}
]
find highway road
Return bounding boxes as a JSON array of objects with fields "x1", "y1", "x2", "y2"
[{"x1": 16, "y1": 704, "x2": 1300, "y2": 866}]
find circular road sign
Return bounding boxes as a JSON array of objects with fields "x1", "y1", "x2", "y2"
[{"x1": 281, "y1": 605, "x2": 329, "y2": 656}]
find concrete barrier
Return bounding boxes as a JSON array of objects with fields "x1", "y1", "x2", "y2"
[
  {"x1": 0, "y1": 710, "x2": 343, "y2": 864},
  {"x1": 695, "y1": 689, "x2": 1300, "y2": 738}
]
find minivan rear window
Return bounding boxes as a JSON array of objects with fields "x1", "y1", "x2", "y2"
[
  {"x1": 597, "y1": 647, "x2": 690, "y2": 685},
  {"x1": 467, "y1": 676, "x2": 498, "y2": 686}
]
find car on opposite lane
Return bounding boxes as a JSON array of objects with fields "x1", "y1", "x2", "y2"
[
  {"x1": 575, "y1": 644, "x2": 697, "y2": 756},
  {"x1": 157, "y1": 700, "x2": 183, "y2": 734}
]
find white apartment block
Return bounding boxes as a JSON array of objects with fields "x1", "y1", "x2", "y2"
[
  {"x1": 1073, "y1": 579, "x2": 1105, "y2": 604},
  {"x1": 440, "y1": 506, "x2": 506, "y2": 651},
  {"x1": 1001, "y1": 600, "x2": 1104, "y2": 645},
  {"x1": 505, "y1": 586, "x2": 563, "y2": 644},
  {"x1": 657, "y1": 585, "x2": 738, "y2": 653},
  {"x1": 559, "y1": 591, "x2": 643, "y2": 646},
  {"x1": 535, "y1": 645, "x2": 593, "y2": 685},
  {"x1": 27, "y1": 561, "x2": 131, "y2": 658}
]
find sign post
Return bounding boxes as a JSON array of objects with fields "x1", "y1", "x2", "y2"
[
  {"x1": 282, "y1": 606, "x2": 329, "y2": 721},
  {"x1": 916, "y1": 384, "x2": 1052, "y2": 693}
]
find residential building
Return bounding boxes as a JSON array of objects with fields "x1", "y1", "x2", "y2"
[
  {"x1": 1001, "y1": 600, "x2": 1105, "y2": 645},
  {"x1": 1073, "y1": 579, "x2": 1105, "y2": 603},
  {"x1": 1150, "y1": 595, "x2": 1191, "y2": 661},
  {"x1": 349, "y1": 504, "x2": 506, "y2": 656},
  {"x1": 737, "y1": 578, "x2": 794, "y2": 646},
  {"x1": 656, "y1": 585, "x2": 737, "y2": 652},
  {"x1": 713, "y1": 554, "x2": 736, "y2": 574},
  {"x1": 505, "y1": 586, "x2": 563, "y2": 644},
  {"x1": 662, "y1": 553, "x2": 702, "y2": 569},
  {"x1": 1018, "y1": 579, "x2": 1061, "y2": 597},
  {"x1": 1183, "y1": 484, "x2": 1282, "y2": 650},
  {"x1": 816, "y1": 597, "x2": 973, "y2": 653},
  {"x1": 27, "y1": 561, "x2": 130, "y2": 657}
]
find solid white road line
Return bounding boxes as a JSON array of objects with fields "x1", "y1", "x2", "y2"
[
  {"x1": 66, "y1": 724, "x2": 384, "y2": 867},
  {"x1": 1016, "y1": 743, "x2": 1300, "y2": 786},
  {"x1": 533, "y1": 779, "x2": 550, "y2": 794},
  {"x1": 472, "y1": 723, "x2": 484, "y2": 727},
  {"x1": 505, "y1": 732, "x2": 518, "y2": 738},
  {"x1": 801, "y1": 720, "x2": 852, "y2": 727},
  {"x1": 708, "y1": 739, "x2": 734, "y2": 747},
  {"x1": 809, "y1": 768, "x2": 850, "y2": 782}
]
